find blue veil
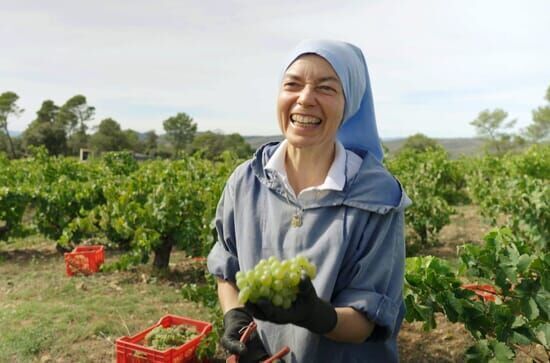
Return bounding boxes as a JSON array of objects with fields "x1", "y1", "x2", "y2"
[{"x1": 282, "y1": 40, "x2": 384, "y2": 162}]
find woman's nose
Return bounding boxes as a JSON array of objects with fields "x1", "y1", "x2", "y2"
[{"x1": 297, "y1": 85, "x2": 316, "y2": 106}]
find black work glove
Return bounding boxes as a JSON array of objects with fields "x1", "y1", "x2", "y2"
[
  {"x1": 245, "y1": 275, "x2": 337, "y2": 335},
  {"x1": 221, "y1": 307, "x2": 270, "y2": 363}
]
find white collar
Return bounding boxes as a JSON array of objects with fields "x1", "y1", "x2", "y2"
[{"x1": 264, "y1": 139, "x2": 347, "y2": 192}]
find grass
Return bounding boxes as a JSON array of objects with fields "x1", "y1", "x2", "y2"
[{"x1": 0, "y1": 236, "x2": 212, "y2": 363}]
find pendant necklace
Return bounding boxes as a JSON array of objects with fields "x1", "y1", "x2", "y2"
[
  {"x1": 291, "y1": 210, "x2": 303, "y2": 228},
  {"x1": 283, "y1": 189, "x2": 303, "y2": 228}
]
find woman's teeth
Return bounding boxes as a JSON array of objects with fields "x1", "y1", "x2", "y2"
[{"x1": 290, "y1": 114, "x2": 321, "y2": 126}]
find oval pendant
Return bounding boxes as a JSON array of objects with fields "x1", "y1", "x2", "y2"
[{"x1": 291, "y1": 214, "x2": 302, "y2": 228}]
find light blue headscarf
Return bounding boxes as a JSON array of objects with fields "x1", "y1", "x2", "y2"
[{"x1": 283, "y1": 39, "x2": 384, "y2": 162}]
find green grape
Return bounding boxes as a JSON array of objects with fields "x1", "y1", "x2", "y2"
[
  {"x1": 288, "y1": 272, "x2": 300, "y2": 286},
  {"x1": 272, "y1": 294, "x2": 283, "y2": 306},
  {"x1": 260, "y1": 273, "x2": 272, "y2": 287},
  {"x1": 282, "y1": 298, "x2": 292, "y2": 309},
  {"x1": 259, "y1": 285, "x2": 271, "y2": 299},
  {"x1": 272, "y1": 279, "x2": 284, "y2": 291},
  {"x1": 238, "y1": 286, "x2": 251, "y2": 304},
  {"x1": 295, "y1": 255, "x2": 308, "y2": 266},
  {"x1": 281, "y1": 260, "x2": 291, "y2": 271},
  {"x1": 249, "y1": 287, "x2": 261, "y2": 303},
  {"x1": 257, "y1": 258, "x2": 268, "y2": 268},
  {"x1": 290, "y1": 264, "x2": 301, "y2": 275},
  {"x1": 253, "y1": 269, "x2": 264, "y2": 280},
  {"x1": 236, "y1": 277, "x2": 246, "y2": 290},
  {"x1": 273, "y1": 267, "x2": 285, "y2": 280},
  {"x1": 305, "y1": 263, "x2": 316, "y2": 279}
]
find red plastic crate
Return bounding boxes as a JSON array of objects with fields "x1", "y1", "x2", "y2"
[
  {"x1": 116, "y1": 315, "x2": 212, "y2": 363},
  {"x1": 64, "y1": 245, "x2": 105, "y2": 276},
  {"x1": 462, "y1": 283, "x2": 498, "y2": 302}
]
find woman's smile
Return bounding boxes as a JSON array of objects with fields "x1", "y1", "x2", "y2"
[{"x1": 290, "y1": 114, "x2": 322, "y2": 129}]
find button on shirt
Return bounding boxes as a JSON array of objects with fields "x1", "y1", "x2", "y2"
[{"x1": 264, "y1": 140, "x2": 363, "y2": 201}]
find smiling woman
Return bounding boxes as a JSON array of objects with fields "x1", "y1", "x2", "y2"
[{"x1": 207, "y1": 40, "x2": 411, "y2": 363}]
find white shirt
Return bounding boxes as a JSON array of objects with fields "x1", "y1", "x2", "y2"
[{"x1": 264, "y1": 139, "x2": 363, "y2": 199}]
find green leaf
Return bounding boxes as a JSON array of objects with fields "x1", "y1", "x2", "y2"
[
  {"x1": 498, "y1": 262, "x2": 517, "y2": 284},
  {"x1": 516, "y1": 254, "x2": 532, "y2": 273},
  {"x1": 510, "y1": 316, "x2": 526, "y2": 329},
  {"x1": 534, "y1": 290, "x2": 550, "y2": 317},
  {"x1": 414, "y1": 304, "x2": 436, "y2": 330},
  {"x1": 535, "y1": 323, "x2": 549, "y2": 349},
  {"x1": 465, "y1": 340, "x2": 491, "y2": 363},
  {"x1": 491, "y1": 341, "x2": 514, "y2": 362},
  {"x1": 521, "y1": 298, "x2": 540, "y2": 320},
  {"x1": 541, "y1": 269, "x2": 550, "y2": 292},
  {"x1": 509, "y1": 331, "x2": 531, "y2": 345}
]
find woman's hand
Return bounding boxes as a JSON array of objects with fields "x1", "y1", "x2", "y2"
[
  {"x1": 221, "y1": 307, "x2": 270, "y2": 363},
  {"x1": 245, "y1": 275, "x2": 337, "y2": 335}
]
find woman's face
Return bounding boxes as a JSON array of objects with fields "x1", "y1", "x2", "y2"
[{"x1": 277, "y1": 54, "x2": 345, "y2": 152}]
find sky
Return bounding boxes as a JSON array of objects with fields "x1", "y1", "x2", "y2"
[{"x1": 1, "y1": 0, "x2": 549, "y2": 139}]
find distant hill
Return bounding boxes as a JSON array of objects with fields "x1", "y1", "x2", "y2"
[
  {"x1": 383, "y1": 137, "x2": 485, "y2": 158},
  {"x1": 244, "y1": 135, "x2": 284, "y2": 149},
  {"x1": 244, "y1": 135, "x2": 485, "y2": 158}
]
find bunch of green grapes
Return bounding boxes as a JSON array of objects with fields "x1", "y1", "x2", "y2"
[
  {"x1": 236, "y1": 255, "x2": 316, "y2": 308},
  {"x1": 145, "y1": 325, "x2": 197, "y2": 350}
]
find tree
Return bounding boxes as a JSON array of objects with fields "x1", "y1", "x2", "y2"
[
  {"x1": 190, "y1": 131, "x2": 224, "y2": 159},
  {"x1": 57, "y1": 95, "x2": 95, "y2": 135},
  {"x1": 524, "y1": 85, "x2": 550, "y2": 143},
  {"x1": 22, "y1": 100, "x2": 67, "y2": 155},
  {"x1": 89, "y1": 118, "x2": 128, "y2": 152},
  {"x1": 57, "y1": 95, "x2": 95, "y2": 154},
  {"x1": 190, "y1": 131, "x2": 253, "y2": 160},
  {"x1": 470, "y1": 109, "x2": 517, "y2": 154},
  {"x1": 0, "y1": 91, "x2": 24, "y2": 158},
  {"x1": 163, "y1": 112, "x2": 197, "y2": 157},
  {"x1": 122, "y1": 129, "x2": 146, "y2": 153},
  {"x1": 143, "y1": 130, "x2": 158, "y2": 156},
  {"x1": 0, "y1": 132, "x2": 13, "y2": 155},
  {"x1": 36, "y1": 100, "x2": 59, "y2": 123},
  {"x1": 224, "y1": 133, "x2": 254, "y2": 158},
  {"x1": 399, "y1": 133, "x2": 440, "y2": 154}
]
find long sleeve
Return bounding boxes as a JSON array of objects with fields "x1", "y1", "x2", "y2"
[
  {"x1": 206, "y1": 180, "x2": 240, "y2": 282},
  {"x1": 331, "y1": 209, "x2": 406, "y2": 341}
]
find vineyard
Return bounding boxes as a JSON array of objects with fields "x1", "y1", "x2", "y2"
[{"x1": 0, "y1": 144, "x2": 548, "y2": 362}]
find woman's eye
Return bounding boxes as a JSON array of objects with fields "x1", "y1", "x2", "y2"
[
  {"x1": 283, "y1": 82, "x2": 303, "y2": 91},
  {"x1": 318, "y1": 85, "x2": 336, "y2": 93}
]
